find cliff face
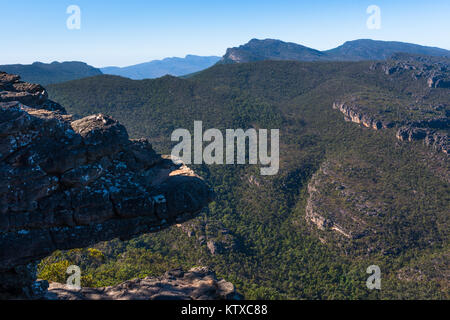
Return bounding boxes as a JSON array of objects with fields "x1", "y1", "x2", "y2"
[
  {"x1": 332, "y1": 101, "x2": 394, "y2": 130},
  {"x1": 396, "y1": 119, "x2": 449, "y2": 154},
  {"x1": 0, "y1": 72, "x2": 214, "y2": 299},
  {"x1": 379, "y1": 53, "x2": 450, "y2": 88}
]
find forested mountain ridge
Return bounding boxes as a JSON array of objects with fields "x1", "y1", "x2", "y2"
[
  {"x1": 324, "y1": 39, "x2": 450, "y2": 61},
  {"x1": 221, "y1": 39, "x2": 450, "y2": 63},
  {"x1": 45, "y1": 56, "x2": 449, "y2": 299},
  {"x1": 0, "y1": 61, "x2": 102, "y2": 85}
]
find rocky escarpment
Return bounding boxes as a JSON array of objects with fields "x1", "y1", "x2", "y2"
[
  {"x1": 332, "y1": 101, "x2": 395, "y2": 130},
  {"x1": 374, "y1": 53, "x2": 450, "y2": 88},
  {"x1": 333, "y1": 101, "x2": 449, "y2": 154},
  {"x1": 396, "y1": 118, "x2": 449, "y2": 154},
  {"x1": 0, "y1": 72, "x2": 214, "y2": 299},
  {"x1": 304, "y1": 150, "x2": 449, "y2": 257},
  {"x1": 305, "y1": 160, "x2": 381, "y2": 243},
  {"x1": 45, "y1": 267, "x2": 242, "y2": 300},
  {"x1": 334, "y1": 54, "x2": 450, "y2": 155}
]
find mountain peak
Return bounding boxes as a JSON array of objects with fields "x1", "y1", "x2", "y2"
[{"x1": 221, "y1": 38, "x2": 324, "y2": 64}]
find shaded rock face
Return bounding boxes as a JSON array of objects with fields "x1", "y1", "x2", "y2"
[
  {"x1": 0, "y1": 73, "x2": 214, "y2": 299},
  {"x1": 45, "y1": 267, "x2": 243, "y2": 300}
]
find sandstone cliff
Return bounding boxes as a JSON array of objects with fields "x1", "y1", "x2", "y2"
[
  {"x1": 332, "y1": 101, "x2": 394, "y2": 130},
  {"x1": 0, "y1": 72, "x2": 214, "y2": 299}
]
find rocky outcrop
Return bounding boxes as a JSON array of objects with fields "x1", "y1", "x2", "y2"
[
  {"x1": 367, "y1": 54, "x2": 449, "y2": 155},
  {"x1": 333, "y1": 100, "x2": 448, "y2": 155},
  {"x1": 304, "y1": 154, "x2": 449, "y2": 257},
  {"x1": 45, "y1": 267, "x2": 243, "y2": 300},
  {"x1": 396, "y1": 118, "x2": 449, "y2": 154},
  {"x1": 207, "y1": 240, "x2": 224, "y2": 255},
  {"x1": 0, "y1": 72, "x2": 214, "y2": 299},
  {"x1": 427, "y1": 74, "x2": 450, "y2": 88},
  {"x1": 332, "y1": 101, "x2": 395, "y2": 130},
  {"x1": 306, "y1": 170, "x2": 361, "y2": 240},
  {"x1": 372, "y1": 53, "x2": 450, "y2": 88},
  {"x1": 304, "y1": 160, "x2": 382, "y2": 243},
  {"x1": 0, "y1": 72, "x2": 64, "y2": 112}
]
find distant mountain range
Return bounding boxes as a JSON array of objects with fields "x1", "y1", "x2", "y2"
[
  {"x1": 0, "y1": 61, "x2": 102, "y2": 85},
  {"x1": 221, "y1": 39, "x2": 450, "y2": 63},
  {"x1": 2, "y1": 39, "x2": 449, "y2": 85},
  {"x1": 101, "y1": 55, "x2": 221, "y2": 80},
  {"x1": 0, "y1": 56, "x2": 221, "y2": 84}
]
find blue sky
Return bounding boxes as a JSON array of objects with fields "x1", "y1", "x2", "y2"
[{"x1": 1, "y1": 0, "x2": 449, "y2": 67}]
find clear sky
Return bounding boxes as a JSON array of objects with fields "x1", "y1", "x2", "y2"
[{"x1": 1, "y1": 0, "x2": 449, "y2": 67}]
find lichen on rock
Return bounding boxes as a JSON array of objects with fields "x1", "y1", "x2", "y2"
[{"x1": 0, "y1": 72, "x2": 214, "y2": 299}]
